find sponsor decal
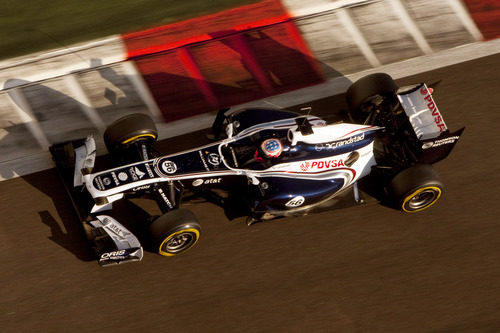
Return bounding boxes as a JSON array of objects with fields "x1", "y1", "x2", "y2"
[
  {"x1": 204, "y1": 178, "x2": 221, "y2": 185},
  {"x1": 422, "y1": 136, "x2": 460, "y2": 149},
  {"x1": 192, "y1": 179, "x2": 204, "y2": 187},
  {"x1": 208, "y1": 153, "x2": 221, "y2": 166},
  {"x1": 198, "y1": 151, "x2": 209, "y2": 171},
  {"x1": 94, "y1": 177, "x2": 105, "y2": 190},
  {"x1": 422, "y1": 142, "x2": 434, "y2": 149},
  {"x1": 118, "y1": 172, "x2": 128, "y2": 181},
  {"x1": 285, "y1": 196, "x2": 305, "y2": 207},
  {"x1": 322, "y1": 133, "x2": 365, "y2": 150},
  {"x1": 100, "y1": 250, "x2": 126, "y2": 260},
  {"x1": 315, "y1": 144, "x2": 323, "y2": 152},
  {"x1": 161, "y1": 160, "x2": 177, "y2": 174},
  {"x1": 157, "y1": 187, "x2": 173, "y2": 209},
  {"x1": 420, "y1": 87, "x2": 446, "y2": 132},
  {"x1": 135, "y1": 167, "x2": 145, "y2": 179},
  {"x1": 108, "y1": 222, "x2": 123, "y2": 235},
  {"x1": 130, "y1": 168, "x2": 138, "y2": 181},
  {"x1": 111, "y1": 172, "x2": 120, "y2": 186},
  {"x1": 130, "y1": 166, "x2": 146, "y2": 181},
  {"x1": 132, "y1": 185, "x2": 151, "y2": 191},
  {"x1": 311, "y1": 160, "x2": 344, "y2": 169},
  {"x1": 300, "y1": 161, "x2": 310, "y2": 171},
  {"x1": 420, "y1": 87, "x2": 429, "y2": 95},
  {"x1": 145, "y1": 163, "x2": 155, "y2": 178},
  {"x1": 102, "y1": 177, "x2": 111, "y2": 186},
  {"x1": 301, "y1": 159, "x2": 345, "y2": 171},
  {"x1": 193, "y1": 178, "x2": 222, "y2": 187}
]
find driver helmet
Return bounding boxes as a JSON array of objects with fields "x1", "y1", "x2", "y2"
[{"x1": 260, "y1": 138, "x2": 283, "y2": 158}]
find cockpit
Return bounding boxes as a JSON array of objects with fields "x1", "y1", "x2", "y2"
[{"x1": 220, "y1": 129, "x2": 292, "y2": 170}]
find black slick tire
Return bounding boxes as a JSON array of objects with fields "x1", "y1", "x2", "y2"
[
  {"x1": 389, "y1": 164, "x2": 443, "y2": 213},
  {"x1": 103, "y1": 113, "x2": 158, "y2": 153},
  {"x1": 346, "y1": 73, "x2": 399, "y2": 120},
  {"x1": 149, "y1": 209, "x2": 201, "y2": 256}
]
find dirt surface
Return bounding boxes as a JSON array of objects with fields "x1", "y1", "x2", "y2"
[{"x1": 1, "y1": 54, "x2": 500, "y2": 332}]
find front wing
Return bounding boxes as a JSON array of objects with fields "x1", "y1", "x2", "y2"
[{"x1": 50, "y1": 138, "x2": 143, "y2": 266}]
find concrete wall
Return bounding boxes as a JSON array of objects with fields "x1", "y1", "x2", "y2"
[
  {"x1": 0, "y1": 39, "x2": 161, "y2": 179},
  {"x1": 285, "y1": 0, "x2": 482, "y2": 75},
  {"x1": 0, "y1": 0, "x2": 490, "y2": 180}
]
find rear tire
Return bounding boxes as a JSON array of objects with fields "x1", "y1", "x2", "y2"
[
  {"x1": 103, "y1": 113, "x2": 158, "y2": 153},
  {"x1": 346, "y1": 73, "x2": 398, "y2": 122},
  {"x1": 149, "y1": 209, "x2": 201, "y2": 256},
  {"x1": 389, "y1": 164, "x2": 443, "y2": 213}
]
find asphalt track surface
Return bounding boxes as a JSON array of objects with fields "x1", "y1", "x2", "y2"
[{"x1": 1, "y1": 53, "x2": 500, "y2": 332}]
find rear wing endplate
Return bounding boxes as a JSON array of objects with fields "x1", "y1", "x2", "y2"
[
  {"x1": 398, "y1": 83, "x2": 447, "y2": 141},
  {"x1": 398, "y1": 83, "x2": 464, "y2": 164}
]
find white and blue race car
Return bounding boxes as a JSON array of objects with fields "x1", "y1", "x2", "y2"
[{"x1": 50, "y1": 73, "x2": 463, "y2": 266}]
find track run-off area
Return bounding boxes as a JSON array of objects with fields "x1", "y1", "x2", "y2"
[{"x1": 1, "y1": 53, "x2": 500, "y2": 332}]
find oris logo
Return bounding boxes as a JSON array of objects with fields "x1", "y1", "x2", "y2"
[{"x1": 100, "y1": 250, "x2": 126, "y2": 260}]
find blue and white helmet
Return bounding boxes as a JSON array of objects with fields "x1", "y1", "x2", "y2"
[{"x1": 260, "y1": 138, "x2": 283, "y2": 158}]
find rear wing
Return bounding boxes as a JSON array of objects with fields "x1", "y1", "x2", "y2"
[
  {"x1": 398, "y1": 83, "x2": 464, "y2": 164},
  {"x1": 398, "y1": 83, "x2": 446, "y2": 140}
]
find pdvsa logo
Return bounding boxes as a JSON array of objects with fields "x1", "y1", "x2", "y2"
[
  {"x1": 300, "y1": 159, "x2": 344, "y2": 171},
  {"x1": 311, "y1": 159, "x2": 344, "y2": 169},
  {"x1": 420, "y1": 86, "x2": 446, "y2": 132}
]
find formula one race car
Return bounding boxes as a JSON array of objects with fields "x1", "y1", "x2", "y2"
[{"x1": 50, "y1": 73, "x2": 463, "y2": 266}]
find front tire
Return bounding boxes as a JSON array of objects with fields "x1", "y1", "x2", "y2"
[
  {"x1": 389, "y1": 164, "x2": 443, "y2": 213},
  {"x1": 103, "y1": 113, "x2": 158, "y2": 153},
  {"x1": 149, "y1": 209, "x2": 201, "y2": 256}
]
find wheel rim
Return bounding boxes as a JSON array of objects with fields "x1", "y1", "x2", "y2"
[
  {"x1": 403, "y1": 186, "x2": 442, "y2": 212},
  {"x1": 161, "y1": 230, "x2": 198, "y2": 255},
  {"x1": 408, "y1": 189, "x2": 438, "y2": 210}
]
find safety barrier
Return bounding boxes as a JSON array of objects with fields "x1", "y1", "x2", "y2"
[
  {"x1": 0, "y1": 0, "x2": 497, "y2": 180},
  {"x1": 122, "y1": 0, "x2": 323, "y2": 122}
]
